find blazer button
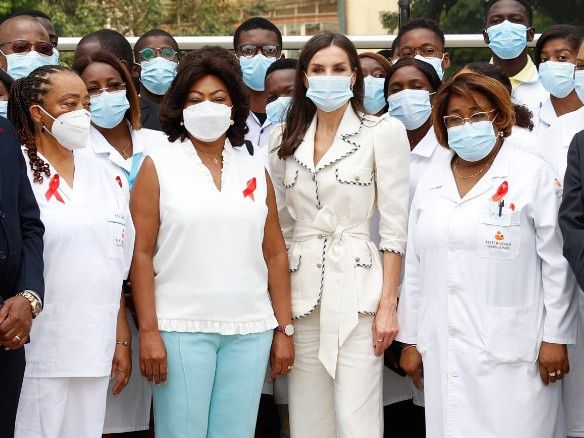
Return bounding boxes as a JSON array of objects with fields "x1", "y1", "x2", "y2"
[
  {"x1": 354, "y1": 176, "x2": 360, "y2": 182},
  {"x1": 318, "y1": 234, "x2": 325, "y2": 239},
  {"x1": 355, "y1": 257, "x2": 361, "y2": 263},
  {"x1": 312, "y1": 174, "x2": 316, "y2": 181},
  {"x1": 316, "y1": 263, "x2": 322, "y2": 268}
]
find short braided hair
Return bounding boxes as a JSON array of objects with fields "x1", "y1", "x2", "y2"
[{"x1": 8, "y1": 65, "x2": 72, "y2": 183}]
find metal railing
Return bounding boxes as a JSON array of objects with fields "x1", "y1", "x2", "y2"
[{"x1": 56, "y1": 34, "x2": 542, "y2": 51}]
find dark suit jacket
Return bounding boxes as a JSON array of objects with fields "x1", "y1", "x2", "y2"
[
  {"x1": 0, "y1": 118, "x2": 44, "y2": 306},
  {"x1": 560, "y1": 129, "x2": 584, "y2": 290},
  {"x1": 140, "y1": 97, "x2": 161, "y2": 131}
]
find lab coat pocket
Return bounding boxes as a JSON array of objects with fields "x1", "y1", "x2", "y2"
[
  {"x1": 107, "y1": 211, "x2": 127, "y2": 261},
  {"x1": 335, "y1": 166, "x2": 374, "y2": 186},
  {"x1": 483, "y1": 302, "x2": 539, "y2": 364},
  {"x1": 477, "y1": 211, "x2": 521, "y2": 259}
]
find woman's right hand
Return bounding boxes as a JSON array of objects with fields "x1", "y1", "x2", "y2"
[
  {"x1": 139, "y1": 330, "x2": 167, "y2": 384},
  {"x1": 400, "y1": 345, "x2": 424, "y2": 389}
]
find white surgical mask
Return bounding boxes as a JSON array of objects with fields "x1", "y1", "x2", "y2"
[
  {"x1": 414, "y1": 54, "x2": 444, "y2": 80},
  {"x1": 183, "y1": 101, "x2": 232, "y2": 142},
  {"x1": 38, "y1": 107, "x2": 91, "y2": 150}
]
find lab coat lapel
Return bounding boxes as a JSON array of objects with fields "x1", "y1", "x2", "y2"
[
  {"x1": 88, "y1": 125, "x2": 130, "y2": 172},
  {"x1": 315, "y1": 106, "x2": 362, "y2": 173}
]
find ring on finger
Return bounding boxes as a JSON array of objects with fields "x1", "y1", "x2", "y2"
[
  {"x1": 549, "y1": 372, "x2": 556, "y2": 377},
  {"x1": 14, "y1": 335, "x2": 21, "y2": 342},
  {"x1": 287, "y1": 365, "x2": 293, "y2": 370},
  {"x1": 377, "y1": 339, "x2": 383, "y2": 342},
  {"x1": 557, "y1": 370, "x2": 562, "y2": 376}
]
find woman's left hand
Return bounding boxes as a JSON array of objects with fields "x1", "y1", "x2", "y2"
[
  {"x1": 269, "y1": 332, "x2": 295, "y2": 379},
  {"x1": 111, "y1": 342, "x2": 132, "y2": 395},
  {"x1": 538, "y1": 342, "x2": 569, "y2": 385},
  {"x1": 373, "y1": 303, "x2": 399, "y2": 356}
]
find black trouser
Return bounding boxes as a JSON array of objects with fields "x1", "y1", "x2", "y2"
[
  {"x1": 384, "y1": 399, "x2": 426, "y2": 438},
  {"x1": 0, "y1": 347, "x2": 25, "y2": 438}
]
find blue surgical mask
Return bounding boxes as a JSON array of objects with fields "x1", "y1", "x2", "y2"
[
  {"x1": 575, "y1": 70, "x2": 584, "y2": 104},
  {"x1": 266, "y1": 96, "x2": 292, "y2": 124},
  {"x1": 306, "y1": 74, "x2": 353, "y2": 113},
  {"x1": 363, "y1": 76, "x2": 386, "y2": 115},
  {"x1": 447, "y1": 120, "x2": 498, "y2": 162},
  {"x1": 2, "y1": 50, "x2": 52, "y2": 79},
  {"x1": 51, "y1": 47, "x2": 60, "y2": 65},
  {"x1": 239, "y1": 55, "x2": 276, "y2": 92},
  {"x1": 140, "y1": 57, "x2": 177, "y2": 95},
  {"x1": 387, "y1": 89, "x2": 432, "y2": 130},
  {"x1": 90, "y1": 90, "x2": 130, "y2": 129},
  {"x1": 0, "y1": 100, "x2": 7, "y2": 119},
  {"x1": 486, "y1": 20, "x2": 528, "y2": 60},
  {"x1": 539, "y1": 61, "x2": 576, "y2": 98},
  {"x1": 414, "y1": 54, "x2": 444, "y2": 80}
]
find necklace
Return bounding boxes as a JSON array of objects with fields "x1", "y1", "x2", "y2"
[
  {"x1": 116, "y1": 144, "x2": 132, "y2": 159},
  {"x1": 195, "y1": 147, "x2": 222, "y2": 165},
  {"x1": 452, "y1": 155, "x2": 496, "y2": 180}
]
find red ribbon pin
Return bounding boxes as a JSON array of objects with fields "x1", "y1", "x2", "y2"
[
  {"x1": 45, "y1": 174, "x2": 65, "y2": 203},
  {"x1": 116, "y1": 175, "x2": 123, "y2": 188},
  {"x1": 491, "y1": 180, "x2": 508, "y2": 202},
  {"x1": 243, "y1": 177, "x2": 257, "y2": 201}
]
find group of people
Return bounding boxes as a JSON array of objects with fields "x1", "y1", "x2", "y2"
[{"x1": 2, "y1": 0, "x2": 584, "y2": 437}]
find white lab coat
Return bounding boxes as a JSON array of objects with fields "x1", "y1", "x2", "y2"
[
  {"x1": 538, "y1": 109, "x2": 584, "y2": 438},
  {"x1": 86, "y1": 125, "x2": 167, "y2": 433},
  {"x1": 246, "y1": 112, "x2": 274, "y2": 169},
  {"x1": 512, "y1": 66, "x2": 548, "y2": 132},
  {"x1": 22, "y1": 149, "x2": 135, "y2": 377},
  {"x1": 397, "y1": 143, "x2": 576, "y2": 438},
  {"x1": 535, "y1": 98, "x2": 559, "y2": 137},
  {"x1": 540, "y1": 107, "x2": 584, "y2": 182},
  {"x1": 87, "y1": 125, "x2": 168, "y2": 196}
]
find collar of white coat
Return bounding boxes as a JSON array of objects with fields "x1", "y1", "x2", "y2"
[
  {"x1": 411, "y1": 127, "x2": 439, "y2": 159},
  {"x1": 88, "y1": 123, "x2": 145, "y2": 170},
  {"x1": 427, "y1": 143, "x2": 511, "y2": 202},
  {"x1": 293, "y1": 105, "x2": 367, "y2": 174},
  {"x1": 248, "y1": 111, "x2": 273, "y2": 130},
  {"x1": 538, "y1": 98, "x2": 557, "y2": 128}
]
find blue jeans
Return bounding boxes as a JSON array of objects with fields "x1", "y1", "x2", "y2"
[{"x1": 152, "y1": 330, "x2": 273, "y2": 438}]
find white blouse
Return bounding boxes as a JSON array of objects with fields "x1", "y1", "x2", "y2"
[
  {"x1": 149, "y1": 138, "x2": 277, "y2": 335},
  {"x1": 22, "y1": 148, "x2": 134, "y2": 377}
]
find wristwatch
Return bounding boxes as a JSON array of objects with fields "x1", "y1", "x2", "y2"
[
  {"x1": 275, "y1": 324, "x2": 295, "y2": 336},
  {"x1": 18, "y1": 291, "x2": 42, "y2": 319}
]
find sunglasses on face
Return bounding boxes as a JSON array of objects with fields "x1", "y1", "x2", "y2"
[
  {"x1": 0, "y1": 40, "x2": 53, "y2": 56},
  {"x1": 238, "y1": 44, "x2": 280, "y2": 58},
  {"x1": 139, "y1": 47, "x2": 177, "y2": 61}
]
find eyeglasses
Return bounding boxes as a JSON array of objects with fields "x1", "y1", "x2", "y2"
[
  {"x1": 443, "y1": 110, "x2": 497, "y2": 128},
  {"x1": 0, "y1": 40, "x2": 53, "y2": 56},
  {"x1": 87, "y1": 83, "x2": 126, "y2": 97},
  {"x1": 139, "y1": 47, "x2": 177, "y2": 61},
  {"x1": 397, "y1": 44, "x2": 442, "y2": 59},
  {"x1": 238, "y1": 44, "x2": 280, "y2": 58}
]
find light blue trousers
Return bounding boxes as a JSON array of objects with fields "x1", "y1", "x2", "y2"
[{"x1": 152, "y1": 330, "x2": 273, "y2": 438}]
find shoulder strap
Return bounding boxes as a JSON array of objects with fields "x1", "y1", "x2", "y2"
[{"x1": 244, "y1": 140, "x2": 254, "y2": 156}]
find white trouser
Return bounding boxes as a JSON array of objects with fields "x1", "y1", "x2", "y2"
[
  {"x1": 288, "y1": 308, "x2": 383, "y2": 438},
  {"x1": 15, "y1": 376, "x2": 109, "y2": 438}
]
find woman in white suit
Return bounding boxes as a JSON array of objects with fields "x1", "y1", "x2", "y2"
[{"x1": 270, "y1": 31, "x2": 410, "y2": 437}]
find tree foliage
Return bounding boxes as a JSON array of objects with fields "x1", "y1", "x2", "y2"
[{"x1": 0, "y1": 0, "x2": 271, "y2": 36}]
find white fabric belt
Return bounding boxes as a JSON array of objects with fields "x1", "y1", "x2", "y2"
[{"x1": 293, "y1": 206, "x2": 370, "y2": 378}]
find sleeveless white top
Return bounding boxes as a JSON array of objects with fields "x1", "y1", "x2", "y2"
[{"x1": 149, "y1": 138, "x2": 277, "y2": 335}]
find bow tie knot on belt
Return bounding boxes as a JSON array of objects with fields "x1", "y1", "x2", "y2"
[{"x1": 293, "y1": 206, "x2": 370, "y2": 378}]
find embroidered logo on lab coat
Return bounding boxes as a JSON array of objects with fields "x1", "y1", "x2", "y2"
[{"x1": 495, "y1": 231, "x2": 504, "y2": 241}]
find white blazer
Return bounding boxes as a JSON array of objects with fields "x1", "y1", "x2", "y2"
[
  {"x1": 270, "y1": 106, "x2": 410, "y2": 377},
  {"x1": 397, "y1": 143, "x2": 576, "y2": 437}
]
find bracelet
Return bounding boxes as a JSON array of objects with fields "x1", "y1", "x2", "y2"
[
  {"x1": 401, "y1": 344, "x2": 417, "y2": 353},
  {"x1": 116, "y1": 340, "x2": 132, "y2": 351}
]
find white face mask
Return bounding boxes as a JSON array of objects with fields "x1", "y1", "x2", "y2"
[
  {"x1": 183, "y1": 101, "x2": 232, "y2": 142},
  {"x1": 38, "y1": 107, "x2": 91, "y2": 150}
]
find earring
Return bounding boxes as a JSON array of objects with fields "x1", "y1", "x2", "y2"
[
  {"x1": 498, "y1": 131, "x2": 504, "y2": 137},
  {"x1": 230, "y1": 119, "x2": 234, "y2": 126},
  {"x1": 180, "y1": 120, "x2": 184, "y2": 126}
]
